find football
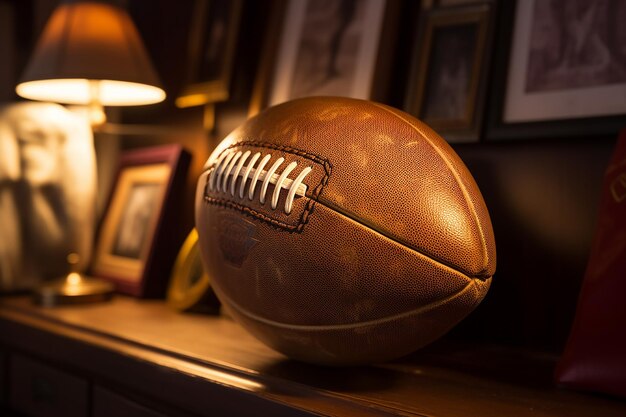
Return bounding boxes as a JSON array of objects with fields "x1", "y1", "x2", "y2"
[{"x1": 195, "y1": 97, "x2": 496, "y2": 365}]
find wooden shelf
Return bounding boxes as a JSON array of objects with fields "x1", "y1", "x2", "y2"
[{"x1": 0, "y1": 295, "x2": 624, "y2": 416}]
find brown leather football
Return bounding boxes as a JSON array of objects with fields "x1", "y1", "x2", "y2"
[{"x1": 195, "y1": 97, "x2": 496, "y2": 365}]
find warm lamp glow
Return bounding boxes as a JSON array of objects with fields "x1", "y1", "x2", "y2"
[
  {"x1": 16, "y1": 1, "x2": 165, "y2": 115},
  {"x1": 16, "y1": 79, "x2": 166, "y2": 106}
]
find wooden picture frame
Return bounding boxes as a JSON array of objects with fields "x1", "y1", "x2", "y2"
[
  {"x1": 176, "y1": 0, "x2": 243, "y2": 108},
  {"x1": 91, "y1": 145, "x2": 191, "y2": 297},
  {"x1": 487, "y1": 0, "x2": 626, "y2": 140},
  {"x1": 405, "y1": 4, "x2": 492, "y2": 143},
  {"x1": 249, "y1": 0, "x2": 399, "y2": 115}
]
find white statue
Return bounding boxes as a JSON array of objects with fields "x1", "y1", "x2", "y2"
[{"x1": 0, "y1": 102, "x2": 96, "y2": 291}]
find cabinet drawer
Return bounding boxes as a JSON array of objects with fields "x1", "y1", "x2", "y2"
[
  {"x1": 9, "y1": 354, "x2": 88, "y2": 417},
  {"x1": 93, "y1": 386, "x2": 169, "y2": 417}
]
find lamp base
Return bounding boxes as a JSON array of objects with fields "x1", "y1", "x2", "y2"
[{"x1": 34, "y1": 274, "x2": 114, "y2": 307}]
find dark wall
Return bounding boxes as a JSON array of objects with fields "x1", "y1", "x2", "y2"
[
  {"x1": 0, "y1": 0, "x2": 34, "y2": 102},
  {"x1": 451, "y1": 138, "x2": 614, "y2": 351}
]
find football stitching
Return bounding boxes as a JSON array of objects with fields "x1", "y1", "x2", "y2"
[
  {"x1": 224, "y1": 141, "x2": 332, "y2": 169},
  {"x1": 204, "y1": 141, "x2": 332, "y2": 233}
]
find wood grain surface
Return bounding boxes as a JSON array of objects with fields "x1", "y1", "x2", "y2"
[{"x1": 1, "y1": 295, "x2": 624, "y2": 416}]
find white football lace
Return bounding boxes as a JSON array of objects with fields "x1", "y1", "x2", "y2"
[{"x1": 208, "y1": 151, "x2": 312, "y2": 214}]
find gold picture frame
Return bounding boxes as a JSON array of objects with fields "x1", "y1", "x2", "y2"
[
  {"x1": 406, "y1": 4, "x2": 492, "y2": 143},
  {"x1": 176, "y1": 0, "x2": 243, "y2": 108}
]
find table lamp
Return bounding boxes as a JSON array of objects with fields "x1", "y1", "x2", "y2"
[
  {"x1": 16, "y1": 0, "x2": 166, "y2": 305},
  {"x1": 16, "y1": 0, "x2": 166, "y2": 126}
]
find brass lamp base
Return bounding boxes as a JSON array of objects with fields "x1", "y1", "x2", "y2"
[
  {"x1": 34, "y1": 274, "x2": 114, "y2": 307},
  {"x1": 34, "y1": 253, "x2": 115, "y2": 306}
]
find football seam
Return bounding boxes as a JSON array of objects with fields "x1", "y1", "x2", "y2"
[
  {"x1": 204, "y1": 184, "x2": 486, "y2": 281},
  {"x1": 203, "y1": 141, "x2": 332, "y2": 233},
  {"x1": 371, "y1": 102, "x2": 492, "y2": 278},
  {"x1": 215, "y1": 277, "x2": 488, "y2": 332},
  {"x1": 314, "y1": 198, "x2": 487, "y2": 281}
]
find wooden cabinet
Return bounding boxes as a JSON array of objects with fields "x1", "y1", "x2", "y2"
[
  {"x1": 92, "y1": 387, "x2": 170, "y2": 417},
  {"x1": 0, "y1": 295, "x2": 624, "y2": 417},
  {"x1": 9, "y1": 354, "x2": 89, "y2": 417}
]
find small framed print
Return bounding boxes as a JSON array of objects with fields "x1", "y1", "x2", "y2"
[
  {"x1": 405, "y1": 4, "x2": 492, "y2": 142},
  {"x1": 91, "y1": 145, "x2": 190, "y2": 297},
  {"x1": 176, "y1": 0, "x2": 243, "y2": 108},
  {"x1": 487, "y1": 0, "x2": 626, "y2": 140},
  {"x1": 249, "y1": 0, "x2": 399, "y2": 115}
]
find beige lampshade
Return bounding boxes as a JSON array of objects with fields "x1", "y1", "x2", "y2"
[{"x1": 16, "y1": 1, "x2": 165, "y2": 106}]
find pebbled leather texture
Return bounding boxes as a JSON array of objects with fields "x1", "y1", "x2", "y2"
[{"x1": 195, "y1": 97, "x2": 496, "y2": 365}]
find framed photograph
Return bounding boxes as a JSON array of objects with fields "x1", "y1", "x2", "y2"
[
  {"x1": 487, "y1": 0, "x2": 626, "y2": 140},
  {"x1": 175, "y1": 0, "x2": 243, "y2": 108},
  {"x1": 249, "y1": 0, "x2": 399, "y2": 114},
  {"x1": 405, "y1": 4, "x2": 492, "y2": 143},
  {"x1": 91, "y1": 145, "x2": 191, "y2": 297}
]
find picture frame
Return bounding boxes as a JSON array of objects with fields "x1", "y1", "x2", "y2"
[
  {"x1": 249, "y1": 0, "x2": 399, "y2": 115},
  {"x1": 175, "y1": 0, "x2": 243, "y2": 108},
  {"x1": 166, "y1": 228, "x2": 219, "y2": 313},
  {"x1": 487, "y1": 0, "x2": 626, "y2": 140},
  {"x1": 91, "y1": 145, "x2": 191, "y2": 297},
  {"x1": 405, "y1": 4, "x2": 492, "y2": 143}
]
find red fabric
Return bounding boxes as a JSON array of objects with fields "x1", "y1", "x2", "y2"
[{"x1": 555, "y1": 128, "x2": 626, "y2": 397}]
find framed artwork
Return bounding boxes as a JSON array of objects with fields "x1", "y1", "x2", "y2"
[
  {"x1": 487, "y1": 0, "x2": 626, "y2": 140},
  {"x1": 176, "y1": 0, "x2": 243, "y2": 108},
  {"x1": 91, "y1": 145, "x2": 191, "y2": 297},
  {"x1": 405, "y1": 4, "x2": 492, "y2": 143},
  {"x1": 249, "y1": 0, "x2": 399, "y2": 115}
]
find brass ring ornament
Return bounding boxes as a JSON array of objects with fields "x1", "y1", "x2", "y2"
[{"x1": 167, "y1": 228, "x2": 219, "y2": 313}]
